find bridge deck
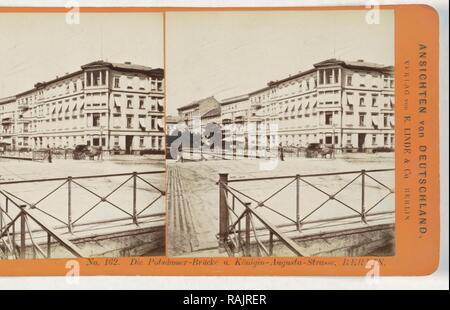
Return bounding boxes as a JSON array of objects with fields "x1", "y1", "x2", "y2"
[
  {"x1": 17, "y1": 213, "x2": 165, "y2": 246},
  {"x1": 167, "y1": 158, "x2": 395, "y2": 257}
]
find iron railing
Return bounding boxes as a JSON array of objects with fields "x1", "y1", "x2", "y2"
[
  {"x1": 0, "y1": 197, "x2": 85, "y2": 259},
  {"x1": 178, "y1": 147, "x2": 269, "y2": 162},
  {"x1": 218, "y1": 168, "x2": 395, "y2": 257},
  {"x1": 0, "y1": 171, "x2": 165, "y2": 259}
]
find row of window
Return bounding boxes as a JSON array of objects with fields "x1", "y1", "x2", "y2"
[
  {"x1": 16, "y1": 135, "x2": 164, "y2": 150},
  {"x1": 113, "y1": 76, "x2": 163, "y2": 92},
  {"x1": 277, "y1": 133, "x2": 395, "y2": 147}
]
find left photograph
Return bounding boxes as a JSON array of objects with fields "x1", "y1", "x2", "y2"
[{"x1": 0, "y1": 12, "x2": 166, "y2": 259}]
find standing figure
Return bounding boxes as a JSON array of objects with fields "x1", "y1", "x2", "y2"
[
  {"x1": 279, "y1": 143, "x2": 284, "y2": 161},
  {"x1": 47, "y1": 144, "x2": 52, "y2": 163}
]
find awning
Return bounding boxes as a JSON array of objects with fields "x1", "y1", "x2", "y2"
[
  {"x1": 58, "y1": 105, "x2": 63, "y2": 114},
  {"x1": 390, "y1": 96, "x2": 395, "y2": 107},
  {"x1": 80, "y1": 103, "x2": 85, "y2": 110},
  {"x1": 1, "y1": 113, "x2": 13, "y2": 120},
  {"x1": 305, "y1": 101, "x2": 310, "y2": 109},
  {"x1": 347, "y1": 93, "x2": 355, "y2": 106},
  {"x1": 51, "y1": 107, "x2": 56, "y2": 114},
  {"x1": 290, "y1": 103, "x2": 296, "y2": 112},
  {"x1": 372, "y1": 115, "x2": 379, "y2": 127},
  {"x1": 390, "y1": 116, "x2": 395, "y2": 127},
  {"x1": 72, "y1": 102, "x2": 78, "y2": 111},
  {"x1": 234, "y1": 135, "x2": 246, "y2": 143},
  {"x1": 277, "y1": 104, "x2": 283, "y2": 114},
  {"x1": 65, "y1": 103, "x2": 70, "y2": 112},
  {"x1": 139, "y1": 119, "x2": 146, "y2": 130},
  {"x1": 113, "y1": 97, "x2": 122, "y2": 108},
  {"x1": 157, "y1": 99, "x2": 164, "y2": 108},
  {"x1": 157, "y1": 118, "x2": 164, "y2": 129},
  {"x1": 284, "y1": 105, "x2": 289, "y2": 113},
  {"x1": 234, "y1": 111, "x2": 246, "y2": 119},
  {"x1": 312, "y1": 99, "x2": 317, "y2": 109}
]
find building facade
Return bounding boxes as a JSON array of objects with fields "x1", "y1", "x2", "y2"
[
  {"x1": 177, "y1": 96, "x2": 221, "y2": 132},
  {"x1": 0, "y1": 61, "x2": 165, "y2": 154},
  {"x1": 218, "y1": 59, "x2": 395, "y2": 152}
]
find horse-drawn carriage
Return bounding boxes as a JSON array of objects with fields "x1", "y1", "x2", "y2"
[
  {"x1": 305, "y1": 143, "x2": 334, "y2": 158},
  {"x1": 73, "y1": 145, "x2": 103, "y2": 160}
]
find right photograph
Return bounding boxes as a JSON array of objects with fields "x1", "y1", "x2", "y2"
[{"x1": 165, "y1": 10, "x2": 395, "y2": 257}]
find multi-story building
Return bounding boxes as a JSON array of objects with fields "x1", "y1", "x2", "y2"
[
  {"x1": 166, "y1": 115, "x2": 180, "y2": 136},
  {"x1": 177, "y1": 96, "x2": 221, "y2": 132},
  {"x1": 0, "y1": 60, "x2": 165, "y2": 154},
  {"x1": 218, "y1": 58, "x2": 395, "y2": 152}
]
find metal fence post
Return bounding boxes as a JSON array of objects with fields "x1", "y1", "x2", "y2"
[
  {"x1": 67, "y1": 176, "x2": 73, "y2": 233},
  {"x1": 47, "y1": 233, "x2": 52, "y2": 258},
  {"x1": 245, "y1": 209, "x2": 251, "y2": 256},
  {"x1": 361, "y1": 169, "x2": 366, "y2": 223},
  {"x1": 296, "y1": 175, "x2": 301, "y2": 231},
  {"x1": 269, "y1": 231, "x2": 274, "y2": 256},
  {"x1": 218, "y1": 173, "x2": 229, "y2": 247},
  {"x1": 132, "y1": 172, "x2": 138, "y2": 224},
  {"x1": 20, "y1": 207, "x2": 26, "y2": 259}
]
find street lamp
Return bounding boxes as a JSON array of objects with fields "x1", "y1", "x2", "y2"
[
  {"x1": 100, "y1": 125, "x2": 104, "y2": 160},
  {"x1": 332, "y1": 124, "x2": 336, "y2": 159}
]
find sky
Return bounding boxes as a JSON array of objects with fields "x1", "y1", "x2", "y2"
[
  {"x1": 0, "y1": 12, "x2": 163, "y2": 98},
  {"x1": 166, "y1": 9, "x2": 394, "y2": 115}
]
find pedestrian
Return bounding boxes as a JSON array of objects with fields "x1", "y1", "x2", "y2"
[
  {"x1": 47, "y1": 144, "x2": 52, "y2": 163},
  {"x1": 279, "y1": 143, "x2": 284, "y2": 161}
]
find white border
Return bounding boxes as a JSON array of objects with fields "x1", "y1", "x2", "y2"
[{"x1": 0, "y1": 0, "x2": 448, "y2": 290}]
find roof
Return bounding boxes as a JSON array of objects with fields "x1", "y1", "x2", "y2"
[
  {"x1": 0, "y1": 60, "x2": 163, "y2": 101},
  {"x1": 82, "y1": 60, "x2": 163, "y2": 77},
  {"x1": 166, "y1": 115, "x2": 180, "y2": 124},
  {"x1": 0, "y1": 96, "x2": 16, "y2": 105},
  {"x1": 249, "y1": 58, "x2": 394, "y2": 95},
  {"x1": 202, "y1": 107, "x2": 221, "y2": 119},
  {"x1": 314, "y1": 58, "x2": 393, "y2": 71},
  {"x1": 221, "y1": 94, "x2": 249, "y2": 105},
  {"x1": 177, "y1": 96, "x2": 216, "y2": 111}
]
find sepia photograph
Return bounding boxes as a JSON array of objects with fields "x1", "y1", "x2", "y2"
[
  {"x1": 0, "y1": 12, "x2": 166, "y2": 259},
  {"x1": 166, "y1": 10, "x2": 396, "y2": 257}
]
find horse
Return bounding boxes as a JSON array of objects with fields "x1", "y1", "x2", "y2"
[
  {"x1": 86, "y1": 146, "x2": 103, "y2": 160},
  {"x1": 319, "y1": 145, "x2": 334, "y2": 159}
]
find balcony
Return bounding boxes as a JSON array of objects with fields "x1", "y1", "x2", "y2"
[
  {"x1": 1, "y1": 117, "x2": 13, "y2": 125},
  {"x1": 18, "y1": 101, "x2": 30, "y2": 110},
  {"x1": 251, "y1": 103, "x2": 262, "y2": 110}
]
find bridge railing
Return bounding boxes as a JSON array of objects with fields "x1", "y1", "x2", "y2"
[
  {"x1": 218, "y1": 168, "x2": 395, "y2": 256},
  {"x1": 0, "y1": 170, "x2": 165, "y2": 259},
  {"x1": 0, "y1": 171, "x2": 165, "y2": 234},
  {"x1": 0, "y1": 196, "x2": 84, "y2": 259},
  {"x1": 218, "y1": 177, "x2": 303, "y2": 257}
]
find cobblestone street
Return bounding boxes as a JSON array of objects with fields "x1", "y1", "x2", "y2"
[{"x1": 167, "y1": 153, "x2": 395, "y2": 256}]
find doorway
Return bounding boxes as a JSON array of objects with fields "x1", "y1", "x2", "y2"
[
  {"x1": 358, "y1": 133, "x2": 366, "y2": 152},
  {"x1": 125, "y1": 136, "x2": 133, "y2": 154}
]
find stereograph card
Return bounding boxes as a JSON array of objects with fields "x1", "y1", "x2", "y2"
[{"x1": 0, "y1": 4, "x2": 440, "y2": 277}]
